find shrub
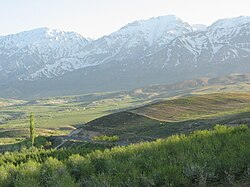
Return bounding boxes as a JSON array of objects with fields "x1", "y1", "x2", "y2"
[
  {"x1": 0, "y1": 166, "x2": 8, "y2": 187},
  {"x1": 67, "y1": 154, "x2": 94, "y2": 181},
  {"x1": 40, "y1": 157, "x2": 77, "y2": 187},
  {"x1": 14, "y1": 160, "x2": 40, "y2": 187},
  {"x1": 92, "y1": 135, "x2": 119, "y2": 142},
  {"x1": 0, "y1": 125, "x2": 250, "y2": 186}
]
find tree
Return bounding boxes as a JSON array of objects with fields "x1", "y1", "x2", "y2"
[{"x1": 30, "y1": 113, "x2": 35, "y2": 147}]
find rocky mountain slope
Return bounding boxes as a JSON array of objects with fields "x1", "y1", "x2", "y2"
[
  {"x1": 0, "y1": 28, "x2": 91, "y2": 81},
  {"x1": 0, "y1": 15, "x2": 250, "y2": 98}
]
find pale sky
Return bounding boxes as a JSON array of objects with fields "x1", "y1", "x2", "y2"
[{"x1": 0, "y1": 0, "x2": 249, "y2": 39}]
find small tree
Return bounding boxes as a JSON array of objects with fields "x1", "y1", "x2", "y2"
[{"x1": 30, "y1": 113, "x2": 35, "y2": 147}]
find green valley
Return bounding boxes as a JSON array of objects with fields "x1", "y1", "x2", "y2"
[{"x1": 0, "y1": 75, "x2": 250, "y2": 186}]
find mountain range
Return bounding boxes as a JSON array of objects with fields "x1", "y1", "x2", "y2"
[{"x1": 0, "y1": 15, "x2": 250, "y2": 99}]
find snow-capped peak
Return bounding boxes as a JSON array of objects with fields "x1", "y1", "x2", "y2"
[
  {"x1": 0, "y1": 27, "x2": 93, "y2": 60},
  {"x1": 0, "y1": 27, "x2": 91, "y2": 49},
  {"x1": 121, "y1": 15, "x2": 182, "y2": 29},
  {"x1": 0, "y1": 27, "x2": 93, "y2": 80},
  {"x1": 1, "y1": 15, "x2": 249, "y2": 85},
  {"x1": 209, "y1": 16, "x2": 250, "y2": 30},
  {"x1": 114, "y1": 15, "x2": 193, "y2": 45}
]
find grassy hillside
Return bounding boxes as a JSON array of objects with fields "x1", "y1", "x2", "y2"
[
  {"x1": 1, "y1": 74, "x2": 250, "y2": 186},
  {"x1": 0, "y1": 125, "x2": 249, "y2": 186},
  {"x1": 131, "y1": 93, "x2": 250, "y2": 122},
  {"x1": 128, "y1": 73, "x2": 250, "y2": 100},
  {"x1": 78, "y1": 93, "x2": 250, "y2": 143},
  {"x1": 1, "y1": 73, "x2": 250, "y2": 147}
]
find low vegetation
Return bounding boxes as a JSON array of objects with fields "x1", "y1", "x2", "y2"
[
  {"x1": 0, "y1": 143, "x2": 106, "y2": 166},
  {"x1": 1, "y1": 90, "x2": 250, "y2": 186},
  {"x1": 132, "y1": 93, "x2": 250, "y2": 122},
  {"x1": 79, "y1": 93, "x2": 250, "y2": 143},
  {"x1": 0, "y1": 92, "x2": 142, "y2": 145},
  {"x1": 92, "y1": 135, "x2": 119, "y2": 142},
  {"x1": 1, "y1": 76, "x2": 250, "y2": 145},
  {"x1": 0, "y1": 125, "x2": 249, "y2": 186}
]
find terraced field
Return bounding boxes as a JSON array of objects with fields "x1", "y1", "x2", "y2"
[
  {"x1": 131, "y1": 93, "x2": 250, "y2": 121},
  {"x1": 1, "y1": 74, "x2": 250, "y2": 147},
  {"x1": 77, "y1": 93, "x2": 250, "y2": 143}
]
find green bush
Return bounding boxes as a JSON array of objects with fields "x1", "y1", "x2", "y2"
[
  {"x1": 67, "y1": 154, "x2": 94, "y2": 181},
  {"x1": 14, "y1": 161, "x2": 41, "y2": 187},
  {"x1": 0, "y1": 143, "x2": 105, "y2": 166},
  {"x1": 0, "y1": 125, "x2": 249, "y2": 186},
  {"x1": 40, "y1": 157, "x2": 77, "y2": 187},
  {"x1": 0, "y1": 166, "x2": 8, "y2": 187},
  {"x1": 92, "y1": 135, "x2": 119, "y2": 142}
]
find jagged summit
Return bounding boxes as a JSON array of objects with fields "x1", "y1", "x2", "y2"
[
  {"x1": 116, "y1": 15, "x2": 192, "y2": 45},
  {"x1": 0, "y1": 15, "x2": 250, "y2": 98},
  {"x1": 122, "y1": 15, "x2": 183, "y2": 28},
  {"x1": 209, "y1": 16, "x2": 250, "y2": 29},
  {"x1": 0, "y1": 27, "x2": 92, "y2": 80},
  {"x1": 0, "y1": 27, "x2": 90, "y2": 48}
]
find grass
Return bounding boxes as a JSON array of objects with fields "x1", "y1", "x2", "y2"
[
  {"x1": 0, "y1": 93, "x2": 143, "y2": 145},
  {"x1": 92, "y1": 135, "x2": 119, "y2": 142},
  {"x1": 68, "y1": 125, "x2": 250, "y2": 186},
  {"x1": 2, "y1": 92, "x2": 250, "y2": 147},
  {"x1": 131, "y1": 93, "x2": 250, "y2": 122},
  {"x1": 0, "y1": 125, "x2": 250, "y2": 186},
  {"x1": 1, "y1": 73, "x2": 250, "y2": 146},
  {"x1": 0, "y1": 138, "x2": 25, "y2": 145},
  {"x1": 78, "y1": 92, "x2": 250, "y2": 143},
  {"x1": 1, "y1": 75, "x2": 250, "y2": 185}
]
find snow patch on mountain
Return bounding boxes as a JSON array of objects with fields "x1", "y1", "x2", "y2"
[
  {"x1": 209, "y1": 16, "x2": 250, "y2": 29},
  {"x1": 0, "y1": 28, "x2": 93, "y2": 80},
  {"x1": 1, "y1": 15, "x2": 250, "y2": 82},
  {"x1": 117, "y1": 15, "x2": 193, "y2": 46},
  {"x1": 191, "y1": 24, "x2": 207, "y2": 31}
]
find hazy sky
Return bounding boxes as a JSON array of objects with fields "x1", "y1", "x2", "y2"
[{"x1": 0, "y1": 0, "x2": 249, "y2": 38}]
